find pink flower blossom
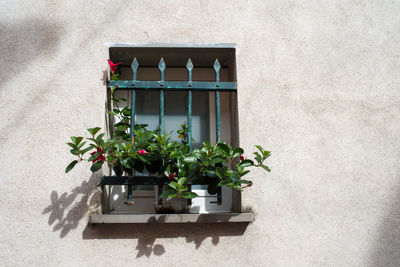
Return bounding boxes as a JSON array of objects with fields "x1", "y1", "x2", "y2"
[
  {"x1": 138, "y1": 149, "x2": 147, "y2": 155},
  {"x1": 239, "y1": 155, "x2": 245, "y2": 161},
  {"x1": 107, "y1": 59, "x2": 121, "y2": 73}
]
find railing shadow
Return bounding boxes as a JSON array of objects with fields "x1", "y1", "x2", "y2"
[
  {"x1": 82, "y1": 220, "x2": 249, "y2": 258},
  {"x1": 42, "y1": 173, "x2": 101, "y2": 238}
]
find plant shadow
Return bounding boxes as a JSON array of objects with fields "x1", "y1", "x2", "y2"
[
  {"x1": 42, "y1": 171, "x2": 249, "y2": 257},
  {"x1": 42, "y1": 173, "x2": 101, "y2": 238},
  {"x1": 82, "y1": 221, "x2": 249, "y2": 258}
]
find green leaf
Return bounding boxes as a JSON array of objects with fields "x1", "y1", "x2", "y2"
[
  {"x1": 71, "y1": 136, "x2": 83, "y2": 145},
  {"x1": 77, "y1": 141, "x2": 86, "y2": 150},
  {"x1": 69, "y1": 149, "x2": 80, "y2": 155},
  {"x1": 253, "y1": 152, "x2": 262, "y2": 163},
  {"x1": 232, "y1": 147, "x2": 244, "y2": 158},
  {"x1": 183, "y1": 157, "x2": 197, "y2": 163},
  {"x1": 218, "y1": 179, "x2": 231, "y2": 186},
  {"x1": 92, "y1": 127, "x2": 102, "y2": 136},
  {"x1": 178, "y1": 177, "x2": 187, "y2": 186},
  {"x1": 134, "y1": 124, "x2": 148, "y2": 130},
  {"x1": 65, "y1": 160, "x2": 78, "y2": 173},
  {"x1": 239, "y1": 180, "x2": 252, "y2": 184},
  {"x1": 182, "y1": 192, "x2": 198, "y2": 199},
  {"x1": 259, "y1": 164, "x2": 271, "y2": 172},
  {"x1": 87, "y1": 137, "x2": 98, "y2": 143},
  {"x1": 255, "y1": 145, "x2": 265, "y2": 155},
  {"x1": 96, "y1": 133, "x2": 105, "y2": 141},
  {"x1": 88, "y1": 151, "x2": 101, "y2": 162},
  {"x1": 210, "y1": 157, "x2": 224, "y2": 165},
  {"x1": 215, "y1": 167, "x2": 224, "y2": 179},
  {"x1": 230, "y1": 171, "x2": 241, "y2": 180},
  {"x1": 240, "y1": 170, "x2": 250, "y2": 177},
  {"x1": 167, "y1": 193, "x2": 178, "y2": 199},
  {"x1": 239, "y1": 159, "x2": 254, "y2": 168},
  {"x1": 217, "y1": 143, "x2": 230, "y2": 155},
  {"x1": 160, "y1": 189, "x2": 175, "y2": 198},
  {"x1": 90, "y1": 161, "x2": 103, "y2": 172},
  {"x1": 87, "y1": 127, "x2": 101, "y2": 136},
  {"x1": 168, "y1": 182, "x2": 178, "y2": 190},
  {"x1": 75, "y1": 137, "x2": 83, "y2": 145},
  {"x1": 80, "y1": 146, "x2": 93, "y2": 154},
  {"x1": 66, "y1": 142, "x2": 77, "y2": 149},
  {"x1": 106, "y1": 111, "x2": 118, "y2": 116},
  {"x1": 263, "y1": 150, "x2": 271, "y2": 159}
]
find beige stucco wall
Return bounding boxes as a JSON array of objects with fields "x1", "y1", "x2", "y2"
[{"x1": 1, "y1": 0, "x2": 399, "y2": 266}]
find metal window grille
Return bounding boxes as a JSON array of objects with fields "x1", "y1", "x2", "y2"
[{"x1": 102, "y1": 57, "x2": 237, "y2": 207}]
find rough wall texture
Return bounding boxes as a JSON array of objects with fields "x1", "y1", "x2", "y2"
[{"x1": 1, "y1": 0, "x2": 399, "y2": 266}]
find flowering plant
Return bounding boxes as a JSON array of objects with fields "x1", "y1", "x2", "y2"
[
  {"x1": 65, "y1": 60, "x2": 271, "y2": 200},
  {"x1": 66, "y1": 116, "x2": 271, "y2": 199}
]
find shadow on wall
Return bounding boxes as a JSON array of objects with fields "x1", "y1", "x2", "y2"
[
  {"x1": 82, "y1": 222, "x2": 249, "y2": 258},
  {"x1": 42, "y1": 172, "x2": 249, "y2": 257},
  {"x1": 0, "y1": 19, "x2": 61, "y2": 88},
  {"x1": 42, "y1": 173, "x2": 101, "y2": 238},
  {"x1": 370, "y1": 180, "x2": 400, "y2": 266}
]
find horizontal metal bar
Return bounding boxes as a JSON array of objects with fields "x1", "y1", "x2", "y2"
[
  {"x1": 108, "y1": 80, "x2": 236, "y2": 91},
  {"x1": 102, "y1": 176, "x2": 168, "y2": 185},
  {"x1": 101, "y1": 176, "x2": 211, "y2": 185}
]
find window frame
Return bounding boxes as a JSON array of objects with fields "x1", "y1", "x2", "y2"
[{"x1": 101, "y1": 44, "x2": 243, "y2": 214}]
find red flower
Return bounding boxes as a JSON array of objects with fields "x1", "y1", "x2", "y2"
[
  {"x1": 239, "y1": 155, "x2": 245, "y2": 161},
  {"x1": 107, "y1": 59, "x2": 121, "y2": 73},
  {"x1": 138, "y1": 149, "x2": 147, "y2": 155},
  {"x1": 90, "y1": 147, "x2": 106, "y2": 163},
  {"x1": 168, "y1": 174, "x2": 175, "y2": 180}
]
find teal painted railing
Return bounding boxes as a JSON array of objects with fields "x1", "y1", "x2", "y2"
[{"x1": 107, "y1": 57, "x2": 237, "y2": 206}]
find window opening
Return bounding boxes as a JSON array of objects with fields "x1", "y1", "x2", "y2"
[{"x1": 104, "y1": 46, "x2": 239, "y2": 213}]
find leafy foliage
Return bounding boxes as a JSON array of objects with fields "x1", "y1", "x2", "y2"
[{"x1": 66, "y1": 95, "x2": 271, "y2": 199}]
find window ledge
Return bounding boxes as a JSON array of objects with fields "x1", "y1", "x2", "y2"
[{"x1": 89, "y1": 212, "x2": 253, "y2": 224}]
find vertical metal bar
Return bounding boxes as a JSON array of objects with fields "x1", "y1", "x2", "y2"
[
  {"x1": 130, "y1": 91, "x2": 136, "y2": 139},
  {"x1": 186, "y1": 59, "x2": 194, "y2": 207},
  {"x1": 214, "y1": 59, "x2": 222, "y2": 205},
  {"x1": 187, "y1": 90, "x2": 192, "y2": 148},
  {"x1": 130, "y1": 58, "x2": 139, "y2": 138},
  {"x1": 159, "y1": 90, "x2": 164, "y2": 134},
  {"x1": 157, "y1": 59, "x2": 165, "y2": 205},
  {"x1": 186, "y1": 59, "x2": 193, "y2": 150},
  {"x1": 127, "y1": 58, "x2": 140, "y2": 204},
  {"x1": 214, "y1": 59, "x2": 221, "y2": 143},
  {"x1": 158, "y1": 58, "x2": 166, "y2": 134},
  {"x1": 215, "y1": 91, "x2": 221, "y2": 143}
]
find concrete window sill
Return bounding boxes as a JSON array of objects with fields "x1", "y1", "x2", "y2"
[{"x1": 89, "y1": 212, "x2": 254, "y2": 224}]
